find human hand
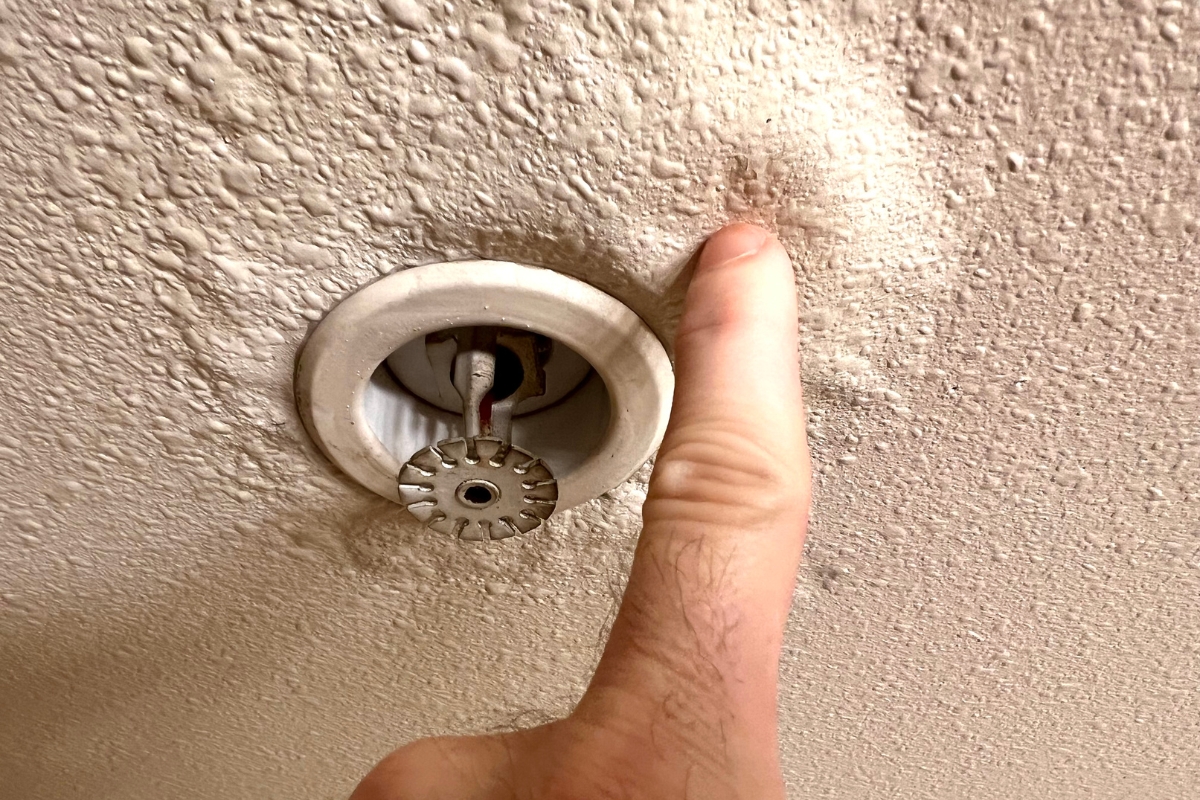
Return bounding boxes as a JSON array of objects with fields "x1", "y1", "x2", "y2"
[{"x1": 352, "y1": 223, "x2": 812, "y2": 800}]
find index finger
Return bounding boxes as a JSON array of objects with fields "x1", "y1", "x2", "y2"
[
  {"x1": 574, "y1": 225, "x2": 811, "y2": 777},
  {"x1": 669, "y1": 223, "x2": 804, "y2": 442}
]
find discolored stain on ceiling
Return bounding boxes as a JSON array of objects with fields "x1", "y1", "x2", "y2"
[{"x1": 1, "y1": 1, "x2": 1198, "y2": 798}]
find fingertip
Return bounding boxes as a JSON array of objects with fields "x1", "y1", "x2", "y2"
[
  {"x1": 669, "y1": 221, "x2": 800, "y2": 427},
  {"x1": 696, "y1": 223, "x2": 772, "y2": 271},
  {"x1": 677, "y1": 223, "x2": 795, "y2": 343}
]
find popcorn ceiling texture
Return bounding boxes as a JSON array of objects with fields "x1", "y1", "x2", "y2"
[{"x1": 0, "y1": 0, "x2": 1198, "y2": 797}]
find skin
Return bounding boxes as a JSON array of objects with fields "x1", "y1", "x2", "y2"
[{"x1": 352, "y1": 223, "x2": 812, "y2": 800}]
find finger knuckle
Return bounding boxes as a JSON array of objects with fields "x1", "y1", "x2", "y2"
[{"x1": 647, "y1": 423, "x2": 809, "y2": 526}]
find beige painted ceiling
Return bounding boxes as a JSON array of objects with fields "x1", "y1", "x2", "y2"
[{"x1": 2, "y1": 0, "x2": 1198, "y2": 798}]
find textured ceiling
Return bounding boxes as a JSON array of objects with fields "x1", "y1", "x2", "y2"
[{"x1": 2, "y1": 0, "x2": 1198, "y2": 798}]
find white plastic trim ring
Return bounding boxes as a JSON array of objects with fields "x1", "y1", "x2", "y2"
[{"x1": 295, "y1": 260, "x2": 675, "y2": 511}]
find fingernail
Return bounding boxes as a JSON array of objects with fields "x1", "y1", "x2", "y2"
[{"x1": 700, "y1": 224, "x2": 770, "y2": 267}]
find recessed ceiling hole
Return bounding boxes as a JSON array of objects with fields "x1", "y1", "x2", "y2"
[
  {"x1": 387, "y1": 327, "x2": 592, "y2": 417},
  {"x1": 491, "y1": 346, "x2": 524, "y2": 401}
]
